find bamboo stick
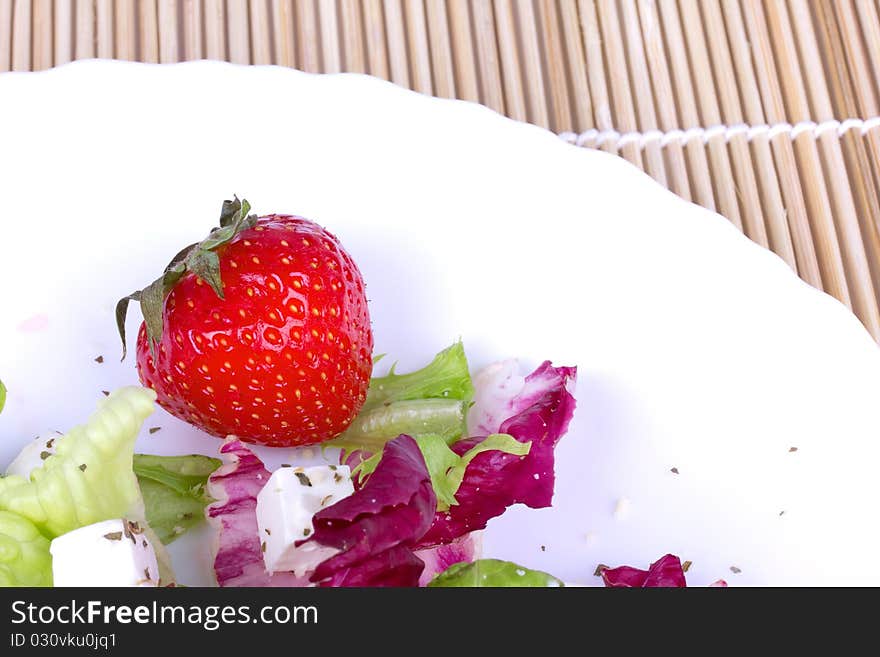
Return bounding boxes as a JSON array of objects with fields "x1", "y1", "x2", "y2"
[
  {"x1": 471, "y1": 0, "x2": 504, "y2": 114},
  {"x1": 619, "y1": 0, "x2": 666, "y2": 187},
  {"x1": 75, "y1": 0, "x2": 94, "y2": 59},
  {"x1": 273, "y1": 0, "x2": 296, "y2": 68},
  {"x1": 11, "y1": 0, "x2": 31, "y2": 71},
  {"x1": 493, "y1": 0, "x2": 527, "y2": 122},
  {"x1": 0, "y1": 0, "x2": 12, "y2": 72},
  {"x1": 293, "y1": 0, "x2": 319, "y2": 73},
  {"x1": 786, "y1": 0, "x2": 834, "y2": 119},
  {"x1": 759, "y1": 0, "x2": 808, "y2": 119},
  {"x1": 140, "y1": 0, "x2": 160, "y2": 63},
  {"x1": 404, "y1": 0, "x2": 433, "y2": 95},
  {"x1": 519, "y1": 0, "x2": 550, "y2": 127},
  {"x1": 839, "y1": 125, "x2": 880, "y2": 329},
  {"x1": 32, "y1": 0, "x2": 51, "y2": 71},
  {"x1": 95, "y1": 0, "x2": 113, "y2": 59},
  {"x1": 227, "y1": 0, "x2": 251, "y2": 65},
  {"x1": 537, "y1": 0, "x2": 573, "y2": 132},
  {"x1": 655, "y1": 0, "x2": 716, "y2": 211},
  {"x1": 248, "y1": 0, "x2": 271, "y2": 65},
  {"x1": 559, "y1": 0, "x2": 592, "y2": 131},
  {"x1": 832, "y1": 0, "x2": 879, "y2": 117},
  {"x1": 790, "y1": 1, "x2": 880, "y2": 335},
  {"x1": 595, "y1": 0, "x2": 642, "y2": 169},
  {"x1": 203, "y1": 0, "x2": 227, "y2": 61},
  {"x1": 758, "y1": 0, "x2": 849, "y2": 301},
  {"x1": 737, "y1": 0, "x2": 819, "y2": 284},
  {"x1": 863, "y1": 123, "x2": 880, "y2": 246},
  {"x1": 114, "y1": 0, "x2": 136, "y2": 61},
  {"x1": 811, "y1": 1, "x2": 856, "y2": 120},
  {"x1": 637, "y1": 0, "x2": 690, "y2": 200},
  {"x1": 182, "y1": 0, "x2": 204, "y2": 61},
  {"x1": 817, "y1": 124, "x2": 880, "y2": 338},
  {"x1": 383, "y1": 0, "x2": 410, "y2": 86},
  {"x1": 54, "y1": 0, "x2": 72, "y2": 66},
  {"x1": 159, "y1": 0, "x2": 181, "y2": 63},
  {"x1": 339, "y1": 0, "x2": 367, "y2": 73},
  {"x1": 791, "y1": 127, "x2": 853, "y2": 307},
  {"x1": 854, "y1": 0, "x2": 880, "y2": 106},
  {"x1": 361, "y1": 0, "x2": 388, "y2": 78},
  {"x1": 339, "y1": 0, "x2": 366, "y2": 73},
  {"x1": 317, "y1": 0, "x2": 341, "y2": 73},
  {"x1": 672, "y1": 0, "x2": 742, "y2": 230},
  {"x1": 425, "y1": 0, "x2": 457, "y2": 98}
]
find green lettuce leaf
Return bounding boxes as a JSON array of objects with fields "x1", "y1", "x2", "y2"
[
  {"x1": 0, "y1": 386, "x2": 157, "y2": 538},
  {"x1": 363, "y1": 342, "x2": 474, "y2": 411},
  {"x1": 0, "y1": 379, "x2": 6, "y2": 414},
  {"x1": 133, "y1": 454, "x2": 220, "y2": 544},
  {"x1": 428, "y1": 559, "x2": 564, "y2": 587},
  {"x1": 354, "y1": 434, "x2": 530, "y2": 512},
  {"x1": 0, "y1": 510, "x2": 52, "y2": 587},
  {"x1": 327, "y1": 342, "x2": 475, "y2": 452},
  {"x1": 328, "y1": 399, "x2": 468, "y2": 452}
]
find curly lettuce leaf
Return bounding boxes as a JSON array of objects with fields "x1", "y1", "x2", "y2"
[
  {"x1": 428, "y1": 559, "x2": 563, "y2": 587},
  {"x1": 328, "y1": 399, "x2": 468, "y2": 452},
  {"x1": 363, "y1": 342, "x2": 474, "y2": 411},
  {"x1": 0, "y1": 510, "x2": 51, "y2": 587},
  {"x1": 327, "y1": 343, "x2": 475, "y2": 453},
  {"x1": 0, "y1": 386, "x2": 157, "y2": 538},
  {"x1": 134, "y1": 454, "x2": 221, "y2": 544}
]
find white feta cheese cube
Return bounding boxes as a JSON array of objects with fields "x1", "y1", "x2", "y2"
[
  {"x1": 5, "y1": 432, "x2": 61, "y2": 478},
  {"x1": 256, "y1": 464, "x2": 355, "y2": 576},
  {"x1": 50, "y1": 519, "x2": 160, "y2": 587}
]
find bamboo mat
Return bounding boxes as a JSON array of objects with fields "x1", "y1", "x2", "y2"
[{"x1": 2, "y1": 0, "x2": 880, "y2": 341}]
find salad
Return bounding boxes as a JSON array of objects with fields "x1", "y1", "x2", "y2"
[{"x1": 0, "y1": 199, "x2": 700, "y2": 588}]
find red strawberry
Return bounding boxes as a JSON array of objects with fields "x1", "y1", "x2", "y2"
[{"x1": 117, "y1": 198, "x2": 373, "y2": 447}]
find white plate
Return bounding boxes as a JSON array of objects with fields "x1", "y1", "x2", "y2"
[{"x1": 1, "y1": 61, "x2": 879, "y2": 586}]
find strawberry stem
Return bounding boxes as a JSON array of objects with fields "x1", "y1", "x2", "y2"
[{"x1": 115, "y1": 196, "x2": 257, "y2": 360}]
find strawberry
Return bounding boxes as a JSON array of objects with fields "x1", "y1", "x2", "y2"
[{"x1": 117, "y1": 198, "x2": 373, "y2": 447}]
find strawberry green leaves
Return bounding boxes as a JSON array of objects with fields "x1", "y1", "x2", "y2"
[{"x1": 116, "y1": 196, "x2": 257, "y2": 359}]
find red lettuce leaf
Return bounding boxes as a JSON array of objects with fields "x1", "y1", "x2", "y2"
[
  {"x1": 300, "y1": 434, "x2": 436, "y2": 586},
  {"x1": 415, "y1": 532, "x2": 481, "y2": 587},
  {"x1": 320, "y1": 545, "x2": 427, "y2": 587},
  {"x1": 601, "y1": 554, "x2": 687, "y2": 588},
  {"x1": 417, "y1": 362, "x2": 576, "y2": 547},
  {"x1": 205, "y1": 439, "x2": 309, "y2": 587}
]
